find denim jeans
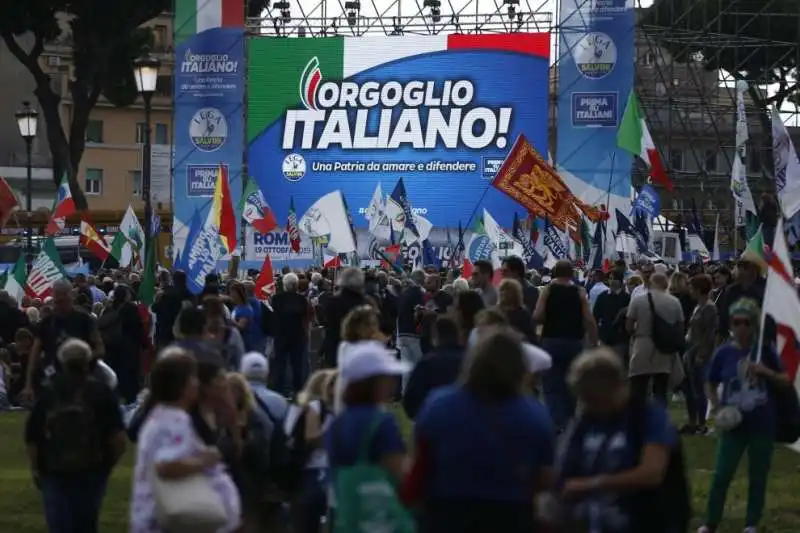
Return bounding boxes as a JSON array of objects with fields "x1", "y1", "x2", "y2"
[
  {"x1": 272, "y1": 343, "x2": 310, "y2": 395},
  {"x1": 396, "y1": 335, "x2": 423, "y2": 391},
  {"x1": 40, "y1": 472, "x2": 109, "y2": 533},
  {"x1": 682, "y1": 359, "x2": 708, "y2": 426},
  {"x1": 540, "y1": 338, "x2": 584, "y2": 430}
]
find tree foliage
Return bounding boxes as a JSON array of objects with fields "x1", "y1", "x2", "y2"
[
  {"x1": 1, "y1": 0, "x2": 169, "y2": 209},
  {"x1": 644, "y1": 0, "x2": 799, "y2": 130}
]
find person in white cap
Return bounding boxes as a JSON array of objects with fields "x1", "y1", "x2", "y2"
[
  {"x1": 240, "y1": 352, "x2": 288, "y2": 425},
  {"x1": 325, "y1": 343, "x2": 411, "y2": 508}
]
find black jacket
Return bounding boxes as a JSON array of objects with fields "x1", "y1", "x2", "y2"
[
  {"x1": 321, "y1": 288, "x2": 367, "y2": 367},
  {"x1": 397, "y1": 285, "x2": 424, "y2": 336},
  {"x1": 153, "y1": 286, "x2": 195, "y2": 346},
  {"x1": 402, "y1": 343, "x2": 465, "y2": 420}
]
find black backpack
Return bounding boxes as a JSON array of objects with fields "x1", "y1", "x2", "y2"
[
  {"x1": 254, "y1": 396, "x2": 305, "y2": 493},
  {"x1": 647, "y1": 293, "x2": 685, "y2": 353},
  {"x1": 97, "y1": 308, "x2": 124, "y2": 348},
  {"x1": 44, "y1": 382, "x2": 105, "y2": 474}
]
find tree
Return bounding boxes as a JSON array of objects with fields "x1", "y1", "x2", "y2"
[
  {"x1": 645, "y1": 0, "x2": 799, "y2": 134},
  {"x1": 1, "y1": 0, "x2": 169, "y2": 209}
]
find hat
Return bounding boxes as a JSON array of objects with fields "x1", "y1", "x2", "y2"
[
  {"x1": 240, "y1": 352, "x2": 269, "y2": 379},
  {"x1": 340, "y1": 343, "x2": 410, "y2": 382},
  {"x1": 654, "y1": 263, "x2": 668, "y2": 275}
]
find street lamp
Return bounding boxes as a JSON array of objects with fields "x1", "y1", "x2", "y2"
[
  {"x1": 15, "y1": 101, "x2": 38, "y2": 265},
  {"x1": 133, "y1": 49, "x2": 161, "y2": 266}
]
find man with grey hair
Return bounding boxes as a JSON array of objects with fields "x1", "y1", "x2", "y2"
[
  {"x1": 270, "y1": 271, "x2": 313, "y2": 393},
  {"x1": 22, "y1": 280, "x2": 105, "y2": 402},
  {"x1": 25, "y1": 337, "x2": 126, "y2": 533},
  {"x1": 626, "y1": 272, "x2": 684, "y2": 406},
  {"x1": 321, "y1": 267, "x2": 366, "y2": 368}
]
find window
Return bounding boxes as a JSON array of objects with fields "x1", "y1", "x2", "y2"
[
  {"x1": 85, "y1": 168, "x2": 103, "y2": 195},
  {"x1": 156, "y1": 75, "x2": 173, "y2": 97},
  {"x1": 153, "y1": 25, "x2": 168, "y2": 50},
  {"x1": 669, "y1": 149, "x2": 684, "y2": 171},
  {"x1": 135, "y1": 122, "x2": 147, "y2": 144},
  {"x1": 85, "y1": 120, "x2": 104, "y2": 143},
  {"x1": 704, "y1": 150, "x2": 718, "y2": 172},
  {"x1": 155, "y1": 123, "x2": 169, "y2": 144},
  {"x1": 129, "y1": 170, "x2": 142, "y2": 196}
]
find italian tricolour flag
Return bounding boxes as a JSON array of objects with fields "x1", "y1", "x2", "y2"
[
  {"x1": 175, "y1": 0, "x2": 244, "y2": 42},
  {"x1": 617, "y1": 92, "x2": 673, "y2": 191}
]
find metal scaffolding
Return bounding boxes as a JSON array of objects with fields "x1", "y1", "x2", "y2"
[
  {"x1": 245, "y1": 0, "x2": 552, "y2": 36},
  {"x1": 634, "y1": 0, "x2": 800, "y2": 240}
]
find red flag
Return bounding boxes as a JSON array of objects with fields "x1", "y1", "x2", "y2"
[
  {"x1": 323, "y1": 252, "x2": 341, "y2": 269},
  {"x1": 462, "y1": 258, "x2": 473, "y2": 279},
  {"x1": 0, "y1": 177, "x2": 19, "y2": 228},
  {"x1": 79, "y1": 215, "x2": 110, "y2": 261},
  {"x1": 254, "y1": 255, "x2": 275, "y2": 300}
]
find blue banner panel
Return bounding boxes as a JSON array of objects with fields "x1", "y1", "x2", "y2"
[
  {"x1": 173, "y1": 27, "x2": 244, "y2": 250},
  {"x1": 556, "y1": 0, "x2": 634, "y2": 199}
]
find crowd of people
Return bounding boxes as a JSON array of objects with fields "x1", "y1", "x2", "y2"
[{"x1": 1, "y1": 252, "x2": 794, "y2": 533}]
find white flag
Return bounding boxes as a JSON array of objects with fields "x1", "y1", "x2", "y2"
[
  {"x1": 772, "y1": 107, "x2": 800, "y2": 219},
  {"x1": 482, "y1": 209, "x2": 523, "y2": 268},
  {"x1": 732, "y1": 82, "x2": 757, "y2": 224},
  {"x1": 298, "y1": 191, "x2": 357, "y2": 254},
  {"x1": 712, "y1": 213, "x2": 720, "y2": 261},
  {"x1": 365, "y1": 183, "x2": 391, "y2": 240},
  {"x1": 118, "y1": 205, "x2": 146, "y2": 269}
]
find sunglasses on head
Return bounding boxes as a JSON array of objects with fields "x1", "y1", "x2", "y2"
[{"x1": 731, "y1": 318, "x2": 751, "y2": 327}]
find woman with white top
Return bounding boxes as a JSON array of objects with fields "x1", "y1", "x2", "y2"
[{"x1": 285, "y1": 369, "x2": 339, "y2": 533}]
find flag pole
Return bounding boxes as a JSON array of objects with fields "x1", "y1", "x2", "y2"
[{"x1": 603, "y1": 152, "x2": 616, "y2": 260}]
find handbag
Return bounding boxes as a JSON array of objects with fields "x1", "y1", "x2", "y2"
[
  {"x1": 647, "y1": 293, "x2": 685, "y2": 354},
  {"x1": 151, "y1": 467, "x2": 228, "y2": 533}
]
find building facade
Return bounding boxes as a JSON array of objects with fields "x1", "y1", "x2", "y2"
[{"x1": 0, "y1": 12, "x2": 175, "y2": 220}]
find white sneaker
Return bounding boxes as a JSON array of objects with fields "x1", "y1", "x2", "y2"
[
  {"x1": 743, "y1": 527, "x2": 757, "y2": 533},
  {"x1": 696, "y1": 527, "x2": 712, "y2": 533}
]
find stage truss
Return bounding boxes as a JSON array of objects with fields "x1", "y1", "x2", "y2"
[
  {"x1": 245, "y1": 0, "x2": 800, "y2": 247},
  {"x1": 634, "y1": 0, "x2": 800, "y2": 242}
]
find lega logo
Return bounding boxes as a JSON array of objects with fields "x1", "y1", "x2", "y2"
[{"x1": 573, "y1": 32, "x2": 617, "y2": 80}]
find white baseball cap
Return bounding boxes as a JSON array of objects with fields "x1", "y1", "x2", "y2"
[
  {"x1": 240, "y1": 352, "x2": 269, "y2": 380},
  {"x1": 341, "y1": 343, "x2": 410, "y2": 382}
]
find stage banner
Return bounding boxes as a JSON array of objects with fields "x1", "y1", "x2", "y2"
[
  {"x1": 247, "y1": 34, "x2": 550, "y2": 230},
  {"x1": 172, "y1": 0, "x2": 245, "y2": 255},
  {"x1": 556, "y1": 0, "x2": 635, "y2": 206}
]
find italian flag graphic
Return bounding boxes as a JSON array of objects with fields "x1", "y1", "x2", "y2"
[{"x1": 174, "y1": 0, "x2": 244, "y2": 43}]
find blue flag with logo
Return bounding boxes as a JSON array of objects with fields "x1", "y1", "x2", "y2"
[
  {"x1": 389, "y1": 178, "x2": 419, "y2": 239},
  {"x1": 588, "y1": 220, "x2": 605, "y2": 271},
  {"x1": 615, "y1": 209, "x2": 648, "y2": 254},
  {"x1": 422, "y1": 239, "x2": 440, "y2": 269},
  {"x1": 631, "y1": 184, "x2": 660, "y2": 219},
  {"x1": 184, "y1": 209, "x2": 218, "y2": 295}
]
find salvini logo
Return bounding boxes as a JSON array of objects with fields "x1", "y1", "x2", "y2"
[
  {"x1": 283, "y1": 57, "x2": 513, "y2": 151},
  {"x1": 181, "y1": 49, "x2": 239, "y2": 74}
]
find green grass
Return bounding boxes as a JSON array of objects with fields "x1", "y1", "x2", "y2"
[{"x1": 2, "y1": 410, "x2": 800, "y2": 532}]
